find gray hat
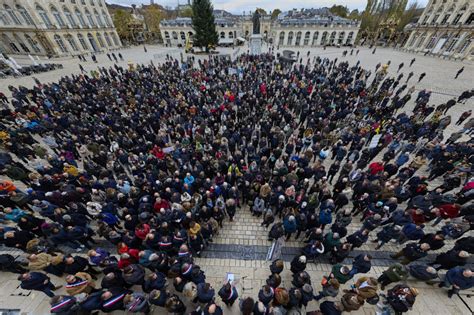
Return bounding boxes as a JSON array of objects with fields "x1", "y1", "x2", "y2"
[{"x1": 62, "y1": 214, "x2": 72, "y2": 221}]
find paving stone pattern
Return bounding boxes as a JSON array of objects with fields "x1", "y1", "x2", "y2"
[{"x1": 0, "y1": 45, "x2": 473, "y2": 314}]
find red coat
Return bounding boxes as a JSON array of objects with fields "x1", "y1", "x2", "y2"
[
  {"x1": 154, "y1": 199, "x2": 170, "y2": 212},
  {"x1": 135, "y1": 224, "x2": 150, "y2": 240},
  {"x1": 368, "y1": 162, "x2": 384, "y2": 175},
  {"x1": 438, "y1": 204, "x2": 460, "y2": 219}
]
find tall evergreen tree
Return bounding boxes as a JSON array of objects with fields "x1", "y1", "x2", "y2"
[{"x1": 191, "y1": 0, "x2": 218, "y2": 51}]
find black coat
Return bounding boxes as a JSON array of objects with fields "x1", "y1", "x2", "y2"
[
  {"x1": 434, "y1": 250, "x2": 467, "y2": 270},
  {"x1": 352, "y1": 254, "x2": 371, "y2": 273},
  {"x1": 320, "y1": 301, "x2": 342, "y2": 315},
  {"x1": 290, "y1": 256, "x2": 306, "y2": 273},
  {"x1": 408, "y1": 264, "x2": 438, "y2": 281},
  {"x1": 402, "y1": 243, "x2": 427, "y2": 261},
  {"x1": 64, "y1": 256, "x2": 89, "y2": 274}
]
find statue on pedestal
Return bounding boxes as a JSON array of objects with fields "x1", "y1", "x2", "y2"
[{"x1": 252, "y1": 11, "x2": 261, "y2": 35}]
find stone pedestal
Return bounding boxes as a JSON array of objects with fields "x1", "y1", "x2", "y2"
[{"x1": 249, "y1": 34, "x2": 263, "y2": 55}]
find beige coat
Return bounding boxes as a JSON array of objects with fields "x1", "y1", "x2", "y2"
[{"x1": 65, "y1": 272, "x2": 95, "y2": 296}]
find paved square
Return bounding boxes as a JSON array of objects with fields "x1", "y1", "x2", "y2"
[{"x1": 0, "y1": 45, "x2": 472, "y2": 315}]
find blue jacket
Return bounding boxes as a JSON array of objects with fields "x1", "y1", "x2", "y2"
[
  {"x1": 283, "y1": 217, "x2": 297, "y2": 233},
  {"x1": 446, "y1": 267, "x2": 474, "y2": 290},
  {"x1": 402, "y1": 223, "x2": 424, "y2": 240}
]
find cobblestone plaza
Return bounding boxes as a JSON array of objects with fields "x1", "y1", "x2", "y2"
[{"x1": 0, "y1": 45, "x2": 473, "y2": 314}]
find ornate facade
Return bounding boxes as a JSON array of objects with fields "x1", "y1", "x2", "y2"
[
  {"x1": 403, "y1": 0, "x2": 473, "y2": 60},
  {"x1": 160, "y1": 9, "x2": 360, "y2": 48},
  {"x1": 160, "y1": 17, "x2": 240, "y2": 47},
  {"x1": 0, "y1": 0, "x2": 121, "y2": 57}
]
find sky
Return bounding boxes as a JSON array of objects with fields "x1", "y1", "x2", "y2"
[{"x1": 107, "y1": 0, "x2": 428, "y2": 14}]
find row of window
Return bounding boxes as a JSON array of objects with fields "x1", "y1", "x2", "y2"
[
  {"x1": 407, "y1": 31, "x2": 472, "y2": 54},
  {"x1": 0, "y1": 4, "x2": 112, "y2": 30},
  {"x1": 59, "y1": 0, "x2": 105, "y2": 6},
  {"x1": 1, "y1": 31, "x2": 119, "y2": 54},
  {"x1": 278, "y1": 31, "x2": 355, "y2": 46},
  {"x1": 420, "y1": 11, "x2": 474, "y2": 25}
]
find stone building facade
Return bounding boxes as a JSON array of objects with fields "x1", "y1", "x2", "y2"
[
  {"x1": 0, "y1": 0, "x2": 121, "y2": 57},
  {"x1": 160, "y1": 17, "x2": 241, "y2": 47},
  {"x1": 403, "y1": 0, "x2": 473, "y2": 60},
  {"x1": 160, "y1": 9, "x2": 360, "y2": 48}
]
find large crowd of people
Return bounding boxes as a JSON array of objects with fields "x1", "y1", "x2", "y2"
[{"x1": 0, "y1": 49, "x2": 472, "y2": 315}]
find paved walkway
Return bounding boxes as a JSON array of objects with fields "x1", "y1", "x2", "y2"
[{"x1": 0, "y1": 45, "x2": 473, "y2": 314}]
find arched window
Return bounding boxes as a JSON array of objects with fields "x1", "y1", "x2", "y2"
[
  {"x1": 111, "y1": 32, "x2": 119, "y2": 46},
  {"x1": 444, "y1": 34, "x2": 459, "y2": 52},
  {"x1": 51, "y1": 6, "x2": 66, "y2": 27},
  {"x1": 4, "y1": 5, "x2": 21, "y2": 25},
  {"x1": 329, "y1": 31, "x2": 337, "y2": 44},
  {"x1": 102, "y1": 10, "x2": 110, "y2": 27},
  {"x1": 85, "y1": 8, "x2": 95, "y2": 27},
  {"x1": 338, "y1": 32, "x2": 345, "y2": 44},
  {"x1": 188, "y1": 31, "x2": 194, "y2": 40},
  {"x1": 229, "y1": 31, "x2": 234, "y2": 39},
  {"x1": 65, "y1": 34, "x2": 79, "y2": 51},
  {"x1": 425, "y1": 33, "x2": 438, "y2": 49},
  {"x1": 220, "y1": 32, "x2": 225, "y2": 39},
  {"x1": 278, "y1": 32, "x2": 285, "y2": 45},
  {"x1": 63, "y1": 7, "x2": 76, "y2": 27},
  {"x1": 16, "y1": 5, "x2": 34, "y2": 25},
  {"x1": 295, "y1": 31, "x2": 302, "y2": 46},
  {"x1": 416, "y1": 33, "x2": 427, "y2": 48},
  {"x1": 25, "y1": 35, "x2": 41, "y2": 53},
  {"x1": 312, "y1": 32, "x2": 319, "y2": 46},
  {"x1": 54, "y1": 34, "x2": 68, "y2": 52},
  {"x1": 37, "y1": 5, "x2": 53, "y2": 28},
  {"x1": 96, "y1": 32, "x2": 105, "y2": 47},
  {"x1": 457, "y1": 35, "x2": 471, "y2": 53},
  {"x1": 0, "y1": 9, "x2": 12, "y2": 26},
  {"x1": 14, "y1": 34, "x2": 30, "y2": 53},
  {"x1": 75, "y1": 9, "x2": 87, "y2": 28},
  {"x1": 94, "y1": 9, "x2": 104, "y2": 27},
  {"x1": 172, "y1": 31, "x2": 178, "y2": 40},
  {"x1": 408, "y1": 32, "x2": 419, "y2": 47},
  {"x1": 180, "y1": 31, "x2": 186, "y2": 40},
  {"x1": 2, "y1": 34, "x2": 20, "y2": 53},
  {"x1": 87, "y1": 33, "x2": 99, "y2": 51},
  {"x1": 321, "y1": 31, "x2": 328, "y2": 45},
  {"x1": 104, "y1": 32, "x2": 112, "y2": 46},
  {"x1": 304, "y1": 31, "x2": 310, "y2": 45},
  {"x1": 164, "y1": 31, "x2": 170, "y2": 39},
  {"x1": 287, "y1": 31, "x2": 294, "y2": 45},
  {"x1": 90, "y1": 0, "x2": 95, "y2": 5},
  {"x1": 77, "y1": 33, "x2": 88, "y2": 49},
  {"x1": 346, "y1": 32, "x2": 354, "y2": 45}
]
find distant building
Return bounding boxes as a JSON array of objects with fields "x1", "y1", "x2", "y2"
[
  {"x1": 160, "y1": 14, "x2": 241, "y2": 47},
  {"x1": 272, "y1": 8, "x2": 360, "y2": 47},
  {"x1": 0, "y1": 0, "x2": 121, "y2": 57},
  {"x1": 403, "y1": 0, "x2": 473, "y2": 60},
  {"x1": 160, "y1": 8, "x2": 360, "y2": 47}
]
